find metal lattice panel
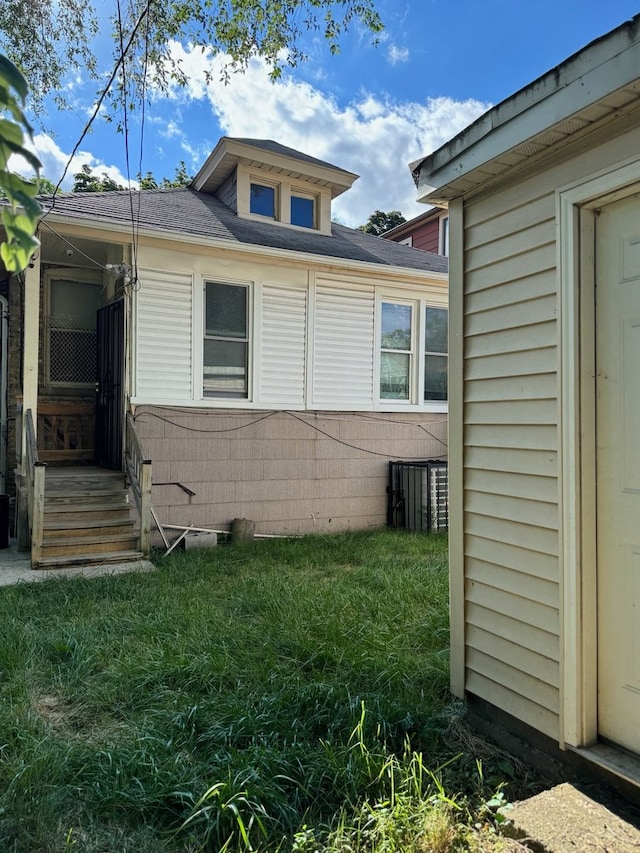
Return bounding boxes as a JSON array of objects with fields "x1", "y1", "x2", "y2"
[{"x1": 47, "y1": 318, "x2": 97, "y2": 384}]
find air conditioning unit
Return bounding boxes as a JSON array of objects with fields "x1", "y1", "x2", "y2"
[{"x1": 387, "y1": 460, "x2": 448, "y2": 532}]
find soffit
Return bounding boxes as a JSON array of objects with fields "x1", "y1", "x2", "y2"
[{"x1": 192, "y1": 138, "x2": 358, "y2": 198}]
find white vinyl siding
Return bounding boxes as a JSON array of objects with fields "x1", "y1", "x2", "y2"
[
  {"x1": 460, "y1": 180, "x2": 560, "y2": 739},
  {"x1": 259, "y1": 284, "x2": 307, "y2": 405},
  {"x1": 312, "y1": 281, "x2": 375, "y2": 407},
  {"x1": 136, "y1": 268, "x2": 193, "y2": 400}
]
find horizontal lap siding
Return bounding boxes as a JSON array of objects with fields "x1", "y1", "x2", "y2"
[
  {"x1": 136, "y1": 269, "x2": 193, "y2": 400},
  {"x1": 462, "y1": 186, "x2": 560, "y2": 739}
]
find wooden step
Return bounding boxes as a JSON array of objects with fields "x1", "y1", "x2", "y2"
[
  {"x1": 35, "y1": 467, "x2": 143, "y2": 569},
  {"x1": 43, "y1": 519, "x2": 136, "y2": 539},
  {"x1": 45, "y1": 488, "x2": 128, "y2": 503},
  {"x1": 44, "y1": 504, "x2": 131, "y2": 524},
  {"x1": 41, "y1": 533, "x2": 140, "y2": 559},
  {"x1": 45, "y1": 474, "x2": 126, "y2": 491},
  {"x1": 36, "y1": 550, "x2": 146, "y2": 570}
]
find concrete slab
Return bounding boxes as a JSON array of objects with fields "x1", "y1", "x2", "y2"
[
  {"x1": 0, "y1": 540, "x2": 155, "y2": 586},
  {"x1": 504, "y1": 782, "x2": 640, "y2": 852}
]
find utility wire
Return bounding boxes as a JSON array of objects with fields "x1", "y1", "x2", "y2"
[
  {"x1": 39, "y1": 220, "x2": 109, "y2": 270},
  {"x1": 133, "y1": 410, "x2": 280, "y2": 433},
  {"x1": 40, "y1": 0, "x2": 153, "y2": 218},
  {"x1": 133, "y1": 408, "x2": 446, "y2": 460}
]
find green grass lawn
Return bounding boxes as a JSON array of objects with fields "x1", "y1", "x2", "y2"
[{"x1": 0, "y1": 530, "x2": 525, "y2": 852}]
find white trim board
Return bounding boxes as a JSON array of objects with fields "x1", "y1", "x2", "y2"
[{"x1": 558, "y1": 157, "x2": 640, "y2": 750}]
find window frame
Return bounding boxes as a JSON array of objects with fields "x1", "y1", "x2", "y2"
[
  {"x1": 379, "y1": 299, "x2": 417, "y2": 403},
  {"x1": 424, "y1": 304, "x2": 448, "y2": 403},
  {"x1": 202, "y1": 279, "x2": 252, "y2": 400},
  {"x1": 375, "y1": 289, "x2": 448, "y2": 412},
  {"x1": 249, "y1": 180, "x2": 278, "y2": 220},
  {"x1": 240, "y1": 166, "x2": 330, "y2": 233},
  {"x1": 290, "y1": 188, "x2": 317, "y2": 229}
]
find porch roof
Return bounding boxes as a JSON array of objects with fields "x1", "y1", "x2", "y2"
[{"x1": 37, "y1": 188, "x2": 448, "y2": 274}]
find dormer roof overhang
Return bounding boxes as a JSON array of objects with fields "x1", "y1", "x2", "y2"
[
  {"x1": 191, "y1": 137, "x2": 358, "y2": 198},
  {"x1": 414, "y1": 15, "x2": 640, "y2": 204}
]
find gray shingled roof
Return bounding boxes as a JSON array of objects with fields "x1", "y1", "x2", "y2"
[
  {"x1": 39, "y1": 188, "x2": 448, "y2": 274},
  {"x1": 224, "y1": 138, "x2": 348, "y2": 174}
]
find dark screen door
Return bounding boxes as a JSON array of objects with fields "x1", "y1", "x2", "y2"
[{"x1": 95, "y1": 299, "x2": 124, "y2": 469}]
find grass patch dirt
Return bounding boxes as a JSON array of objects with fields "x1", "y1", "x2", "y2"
[{"x1": 0, "y1": 530, "x2": 534, "y2": 851}]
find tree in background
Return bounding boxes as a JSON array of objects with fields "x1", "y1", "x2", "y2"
[
  {"x1": 72, "y1": 164, "x2": 125, "y2": 193},
  {"x1": 0, "y1": 1, "x2": 383, "y2": 116},
  {"x1": 69, "y1": 162, "x2": 193, "y2": 192},
  {"x1": 0, "y1": 54, "x2": 41, "y2": 272},
  {"x1": 139, "y1": 161, "x2": 193, "y2": 189},
  {"x1": 359, "y1": 209, "x2": 406, "y2": 236},
  {"x1": 0, "y1": 2, "x2": 383, "y2": 266}
]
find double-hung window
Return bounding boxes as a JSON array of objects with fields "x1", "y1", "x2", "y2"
[
  {"x1": 424, "y1": 306, "x2": 448, "y2": 401},
  {"x1": 380, "y1": 301, "x2": 414, "y2": 400},
  {"x1": 203, "y1": 281, "x2": 249, "y2": 398},
  {"x1": 378, "y1": 296, "x2": 448, "y2": 406}
]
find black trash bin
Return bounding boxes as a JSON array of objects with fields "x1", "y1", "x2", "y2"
[{"x1": 0, "y1": 494, "x2": 9, "y2": 549}]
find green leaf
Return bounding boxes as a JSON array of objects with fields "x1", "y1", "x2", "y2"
[{"x1": 0, "y1": 54, "x2": 28, "y2": 103}]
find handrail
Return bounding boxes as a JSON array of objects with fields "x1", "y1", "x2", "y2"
[
  {"x1": 125, "y1": 412, "x2": 151, "y2": 555},
  {"x1": 25, "y1": 407, "x2": 39, "y2": 466},
  {"x1": 24, "y1": 409, "x2": 45, "y2": 566}
]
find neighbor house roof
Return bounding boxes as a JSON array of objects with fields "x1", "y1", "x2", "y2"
[
  {"x1": 39, "y1": 187, "x2": 448, "y2": 274},
  {"x1": 382, "y1": 205, "x2": 447, "y2": 241},
  {"x1": 414, "y1": 15, "x2": 640, "y2": 203}
]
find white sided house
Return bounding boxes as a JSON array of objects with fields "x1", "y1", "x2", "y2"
[
  {"x1": 414, "y1": 16, "x2": 640, "y2": 783},
  {"x1": 12, "y1": 138, "x2": 448, "y2": 567}
]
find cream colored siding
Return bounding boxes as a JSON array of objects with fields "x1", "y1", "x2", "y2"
[
  {"x1": 312, "y1": 280, "x2": 374, "y2": 407},
  {"x1": 259, "y1": 284, "x2": 306, "y2": 405},
  {"x1": 461, "y1": 183, "x2": 560, "y2": 739},
  {"x1": 136, "y1": 268, "x2": 193, "y2": 400}
]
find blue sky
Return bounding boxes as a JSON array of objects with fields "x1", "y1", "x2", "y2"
[{"x1": 17, "y1": 0, "x2": 640, "y2": 227}]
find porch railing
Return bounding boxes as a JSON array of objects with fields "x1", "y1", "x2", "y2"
[
  {"x1": 125, "y1": 413, "x2": 152, "y2": 555},
  {"x1": 37, "y1": 402, "x2": 95, "y2": 462},
  {"x1": 25, "y1": 408, "x2": 46, "y2": 566}
]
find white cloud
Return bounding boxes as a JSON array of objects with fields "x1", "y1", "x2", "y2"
[
  {"x1": 9, "y1": 134, "x2": 133, "y2": 190},
  {"x1": 387, "y1": 44, "x2": 410, "y2": 65},
  {"x1": 162, "y1": 44, "x2": 489, "y2": 226},
  {"x1": 10, "y1": 44, "x2": 489, "y2": 229}
]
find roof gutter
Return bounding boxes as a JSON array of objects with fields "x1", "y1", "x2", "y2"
[{"x1": 415, "y1": 15, "x2": 640, "y2": 203}]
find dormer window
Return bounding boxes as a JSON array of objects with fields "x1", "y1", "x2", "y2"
[
  {"x1": 190, "y1": 138, "x2": 358, "y2": 238},
  {"x1": 290, "y1": 192, "x2": 316, "y2": 229},
  {"x1": 250, "y1": 182, "x2": 276, "y2": 218}
]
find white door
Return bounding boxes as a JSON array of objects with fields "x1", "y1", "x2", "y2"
[{"x1": 596, "y1": 191, "x2": 640, "y2": 753}]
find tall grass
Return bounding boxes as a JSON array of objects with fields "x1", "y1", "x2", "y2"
[{"x1": 0, "y1": 531, "x2": 518, "y2": 851}]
